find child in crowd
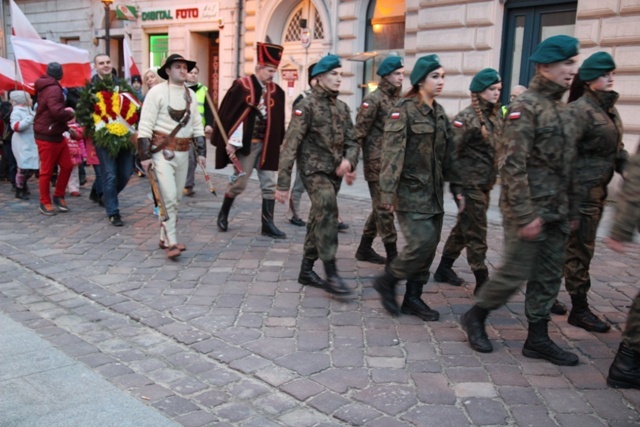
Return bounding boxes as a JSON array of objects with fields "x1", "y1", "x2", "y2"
[
  {"x1": 65, "y1": 121, "x2": 86, "y2": 197},
  {"x1": 9, "y1": 90, "x2": 38, "y2": 200}
]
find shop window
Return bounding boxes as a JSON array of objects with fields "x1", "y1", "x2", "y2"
[
  {"x1": 363, "y1": 0, "x2": 405, "y2": 94},
  {"x1": 61, "y1": 37, "x2": 80, "y2": 48},
  {"x1": 282, "y1": 1, "x2": 325, "y2": 44},
  {"x1": 149, "y1": 34, "x2": 168, "y2": 67}
]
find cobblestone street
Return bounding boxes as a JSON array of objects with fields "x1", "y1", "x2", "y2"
[{"x1": 1, "y1": 170, "x2": 639, "y2": 427}]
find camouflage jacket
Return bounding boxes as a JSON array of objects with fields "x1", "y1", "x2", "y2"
[
  {"x1": 451, "y1": 98, "x2": 501, "y2": 191},
  {"x1": 379, "y1": 96, "x2": 456, "y2": 214},
  {"x1": 355, "y1": 78, "x2": 402, "y2": 182},
  {"x1": 277, "y1": 85, "x2": 359, "y2": 190},
  {"x1": 571, "y1": 89, "x2": 627, "y2": 198},
  {"x1": 609, "y1": 151, "x2": 640, "y2": 242},
  {"x1": 499, "y1": 74, "x2": 579, "y2": 227}
]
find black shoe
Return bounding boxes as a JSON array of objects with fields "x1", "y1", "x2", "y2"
[
  {"x1": 289, "y1": 216, "x2": 306, "y2": 227},
  {"x1": 355, "y1": 236, "x2": 386, "y2": 265},
  {"x1": 473, "y1": 269, "x2": 489, "y2": 296},
  {"x1": 384, "y1": 243, "x2": 398, "y2": 265},
  {"x1": 261, "y1": 199, "x2": 286, "y2": 239},
  {"x1": 607, "y1": 342, "x2": 640, "y2": 389},
  {"x1": 52, "y1": 197, "x2": 70, "y2": 212},
  {"x1": 550, "y1": 299, "x2": 568, "y2": 315},
  {"x1": 109, "y1": 214, "x2": 124, "y2": 226},
  {"x1": 39, "y1": 203, "x2": 57, "y2": 216},
  {"x1": 568, "y1": 308, "x2": 611, "y2": 333},
  {"x1": 522, "y1": 321, "x2": 579, "y2": 366},
  {"x1": 15, "y1": 187, "x2": 29, "y2": 200},
  {"x1": 338, "y1": 221, "x2": 349, "y2": 232},
  {"x1": 323, "y1": 260, "x2": 352, "y2": 296},
  {"x1": 183, "y1": 187, "x2": 195, "y2": 197},
  {"x1": 373, "y1": 269, "x2": 400, "y2": 316},
  {"x1": 434, "y1": 256, "x2": 464, "y2": 286},
  {"x1": 401, "y1": 281, "x2": 439, "y2": 321},
  {"x1": 217, "y1": 196, "x2": 234, "y2": 231},
  {"x1": 298, "y1": 258, "x2": 326, "y2": 288},
  {"x1": 461, "y1": 305, "x2": 493, "y2": 353}
]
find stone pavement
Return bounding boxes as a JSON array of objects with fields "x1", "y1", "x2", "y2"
[{"x1": 0, "y1": 167, "x2": 639, "y2": 427}]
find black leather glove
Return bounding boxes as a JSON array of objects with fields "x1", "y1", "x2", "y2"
[
  {"x1": 194, "y1": 136, "x2": 206, "y2": 158},
  {"x1": 137, "y1": 137, "x2": 152, "y2": 161}
]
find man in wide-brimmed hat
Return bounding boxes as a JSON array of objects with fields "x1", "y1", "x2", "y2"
[
  {"x1": 137, "y1": 54, "x2": 206, "y2": 259},
  {"x1": 212, "y1": 42, "x2": 287, "y2": 239}
]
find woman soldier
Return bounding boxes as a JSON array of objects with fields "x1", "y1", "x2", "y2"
[
  {"x1": 433, "y1": 68, "x2": 502, "y2": 294},
  {"x1": 555, "y1": 52, "x2": 628, "y2": 332},
  {"x1": 373, "y1": 54, "x2": 459, "y2": 320}
]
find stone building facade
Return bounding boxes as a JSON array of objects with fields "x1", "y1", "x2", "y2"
[{"x1": 3, "y1": 0, "x2": 639, "y2": 153}]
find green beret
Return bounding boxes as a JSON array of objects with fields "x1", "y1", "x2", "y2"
[
  {"x1": 377, "y1": 56, "x2": 404, "y2": 77},
  {"x1": 469, "y1": 68, "x2": 501, "y2": 93},
  {"x1": 410, "y1": 54, "x2": 442, "y2": 86},
  {"x1": 311, "y1": 54, "x2": 341, "y2": 77},
  {"x1": 579, "y1": 52, "x2": 616, "y2": 82},
  {"x1": 529, "y1": 35, "x2": 579, "y2": 64}
]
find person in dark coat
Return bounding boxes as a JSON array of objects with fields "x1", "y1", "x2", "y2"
[{"x1": 212, "y1": 42, "x2": 287, "y2": 239}]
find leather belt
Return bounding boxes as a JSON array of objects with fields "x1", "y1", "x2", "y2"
[
  {"x1": 152, "y1": 131, "x2": 192, "y2": 152},
  {"x1": 251, "y1": 138, "x2": 263, "y2": 144}
]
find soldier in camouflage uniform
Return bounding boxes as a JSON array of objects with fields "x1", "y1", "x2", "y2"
[
  {"x1": 556, "y1": 52, "x2": 628, "y2": 332},
  {"x1": 461, "y1": 35, "x2": 582, "y2": 366},
  {"x1": 605, "y1": 150, "x2": 640, "y2": 389},
  {"x1": 433, "y1": 68, "x2": 502, "y2": 292},
  {"x1": 372, "y1": 54, "x2": 458, "y2": 321},
  {"x1": 276, "y1": 55, "x2": 359, "y2": 296},
  {"x1": 354, "y1": 56, "x2": 404, "y2": 265}
]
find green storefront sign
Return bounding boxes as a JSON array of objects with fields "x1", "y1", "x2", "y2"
[{"x1": 141, "y1": 10, "x2": 174, "y2": 21}]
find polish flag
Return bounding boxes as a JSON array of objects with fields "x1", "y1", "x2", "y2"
[
  {"x1": 123, "y1": 37, "x2": 141, "y2": 80},
  {"x1": 9, "y1": 0, "x2": 91, "y2": 88},
  {"x1": 0, "y1": 57, "x2": 34, "y2": 94}
]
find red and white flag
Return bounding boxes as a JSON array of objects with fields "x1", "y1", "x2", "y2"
[
  {"x1": 123, "y1": 37, "x2": 141, "y2": 80},
  {"x1": 0, "y1": 57, "x2": 34, "y2": 94},
  {"x1": 9, "y1": 0, "x2": 91, "y2": 88}
]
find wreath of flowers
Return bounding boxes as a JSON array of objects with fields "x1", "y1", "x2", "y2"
[{"x1": 77, "y1": 77, "x2": 140, "y2": 157}]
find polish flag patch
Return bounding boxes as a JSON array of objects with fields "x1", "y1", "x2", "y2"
[
  {"x1": 294, "y1": 109, "x2": 303, "y2": 116},
  {"x1": 361, "y1": 102, "x2": 369, "y2": 109},
  {"x1": 509, "y1": 111, "x2": 521, "y2": 120},
  {"x1": 453, "y1": 120, "x2": 463, "y2": 128},
  {"x1": 390, "y1": 112, "x2": 400, "y2": 120}
]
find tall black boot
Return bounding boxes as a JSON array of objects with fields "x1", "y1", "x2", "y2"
[
  {"x1": 373, "y1": 268, "x2": 400, "y2": 316},
  {"x1": 298, "y1": 258, "x2": 326, "y2": 288},
  {"x1": 522, "y1": 320, "x2": 579, "y2": 366},
  {"x1": 473, "y1": 268, "x2": 489, "y2": 296},
  {"x1": 217, "y1": 196, "x2": 235, "y2": 231},
  {"x1": 607, "y1": 342, "x2": 640, "y2": 389},
  {"x1": 401, "y1": 281, "x2": 439, "y2": 321},
  {"x1": 461, "y1": 305, "x2": 493, "y2": 353},
  {"x1": 261, "y1": 199, "x2": 286, "y2": 239},
  {"x1": 15, "y1": 187, "x2": 28, "y2": 200},
  {"x1": 384, "y1": 242, "x2": 398, "y2": 265},
  {"x1": 568, "y1": 293, "x2": 611, "y2": 333},
  {"x1": 355, "y1": 235, "x2": 386, "y2": 264},
  {"x1": 323, "y1": 260, "x2": 351, "y2": 295},
  {"x1": 434, "y1": 255, "x2": 464, "y2": 286}
]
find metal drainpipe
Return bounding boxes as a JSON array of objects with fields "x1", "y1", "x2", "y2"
[{"x1": 235, "y1": 0, "x2": 242, "y2": 78}]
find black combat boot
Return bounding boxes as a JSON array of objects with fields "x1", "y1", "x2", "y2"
[
  {"x1": 217, "y1": 196, "x2": 234, "y2": 231},
  {"x1": 373, "y1": 268, "x2": 400, "y2": 316},
  {"x1": 522, "y1": 320, "x2": 579, "y2": 366},
  {"x1": 550, "y1": 299, "x2": 568, "y2": 315},
  {"x1": 461, "y1": 305, "x2": 493, "y2": 353},
  {"x1": 607, "y1": 342, "x2": 640, "y2": 389},
  {"x1": 323, "y1": 260, "x2": 351, "y2": 295},
  {"x1": 384, "y1": 242, "x2": 398, "y2": 265},
  {"x1": 261, "y1": 199, "x2": 286, "y2": 239},
  {"x1": 298, "y1": 258, "x2": 326, "y2": 288},
  {"x1": 473, "y1": 268, "x2": 489, "y2": 296},
  {"x1": 355, "y1": 235, "x2": 386, "y2": 264},
  {"x1": 434, "y1": 256, "x2": 464, "y2": 286},
  {"x1": 401, "y1": 281, "x2": 440, "y2": 321},
  {"x1": 15, "y1": 187, "x2": 28, "y2": 200},
  {"x1": 568, "y1": 294, "x2": 611, "y2": 333}
]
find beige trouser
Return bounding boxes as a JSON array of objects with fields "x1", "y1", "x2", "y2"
[
  {"x1": 152, "y1": 150, "x2": 189, "y2": 246},
  {"x1": 225, "y1": 141, "x2": 276, "y2": 199}
]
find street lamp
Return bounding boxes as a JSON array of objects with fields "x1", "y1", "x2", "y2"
[{"x1": 102, "y1": 0, "x2": 114, "y2": 56}]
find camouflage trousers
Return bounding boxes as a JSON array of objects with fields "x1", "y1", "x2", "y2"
[
  {"x1": 362, "y1": 180, "x2": 397, "y2": 244},
  {"x1": 388, "y1": 212, "x2": 443, "y2": 283},
  {"x1": 563, "y1": 198, "x2": 605, "y2": 298},
  {"x1": 300, "y1": 172, "x2": 341, "y2": 262},
  {"x1": 623, "y1": 291, "x2": 640, "y2": 352},
  {"x1": 477, "y1": 219, "x2": 569, "y2": 323},
  {"x1": 441, "y1": 188, "x2": 490, "y2": 272}
]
